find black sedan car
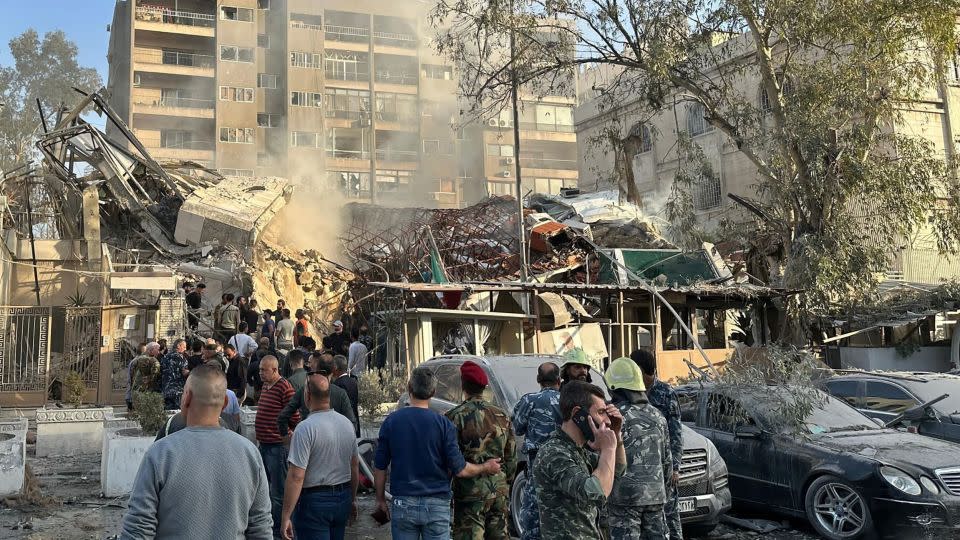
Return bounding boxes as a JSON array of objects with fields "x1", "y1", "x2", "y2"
[
  {"x1": 823, "y1": 371, "x2": 960, "y2": 443},
  {"x1": 401, "y1": 354, "x2": 732, "y2": 537},
  {"x1": 677, "y1": 383, "x2": 960, "y2": 540}
]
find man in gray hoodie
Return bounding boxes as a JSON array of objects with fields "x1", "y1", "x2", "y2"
[{"x1": 121, "y1": 364, "x2": 272, "y2": 539}]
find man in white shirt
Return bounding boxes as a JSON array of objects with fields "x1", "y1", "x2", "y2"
[
  {"x1": 280, "y1": 374, "x2": 358, "y2": 540},
  {"x1": 229, "y1": 322, "x2": 259, "y2": 358},
  {"x1": 346, "y1": 330, "x2": 368, "y2": 378}
]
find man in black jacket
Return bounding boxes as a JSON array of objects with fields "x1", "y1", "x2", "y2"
[
  {"x1": 277, "y1": 352, "x2": 358, "y2": 438},
  {"x1": 332, "y1": 354, "x2": 360, "y2": 436}
]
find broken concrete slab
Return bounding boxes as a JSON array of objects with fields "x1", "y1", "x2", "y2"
[{"x1": 174, "y1": 176, "x2": 292, "y2": 248}]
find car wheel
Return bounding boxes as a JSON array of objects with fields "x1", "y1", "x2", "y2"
[
  {"x1": 510, "y1": 468, "x2": 528, "y2": 537},
  {"x1": 804, "y1": 475, "x2": 876, "y2": 540}
]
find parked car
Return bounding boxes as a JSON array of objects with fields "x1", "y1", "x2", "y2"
[
  {"x1": 823, "y1": 371, "x2": 960, "y2": 443},
  {"x1": 676, "y1": 382, "x2": 960, "y2": 540},
  {"x1": 399, "y1": 354, "x2": 732, "y2": 537}
]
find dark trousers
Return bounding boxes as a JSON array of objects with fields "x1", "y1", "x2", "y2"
[
  {"x1": 294, "y1": 486, "x2": 352, "y2": 540},
  {"x1": 260, "y1": 442, "x2": 288, "y2": 539}
]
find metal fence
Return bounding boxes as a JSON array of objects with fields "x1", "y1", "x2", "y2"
[{"x1": 0, "y1": 307, "x2": 50, "y2": 393}]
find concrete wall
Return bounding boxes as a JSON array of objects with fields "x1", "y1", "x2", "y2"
[{"x1": 838, "y1": 347, "x2": 952, "y2": 373}]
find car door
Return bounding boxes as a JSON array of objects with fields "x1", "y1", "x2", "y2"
[
  {"x1": 701, "y1": 392, "x2": 793, "y2": 509},
  {"x1": 862, "y1": 381, "x2": 917, "y2": 424}
]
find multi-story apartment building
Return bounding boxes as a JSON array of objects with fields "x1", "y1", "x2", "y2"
[
  {"x1": 105, "y1": 0, "x2": 579, "y2": 208},
  {"x1": 575, "y1": 38, "x2": 960, "y2": 285}
]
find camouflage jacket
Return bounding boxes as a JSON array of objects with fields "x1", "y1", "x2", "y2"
[
  {"x1": 609, "y1": 400, "x2": 671, "y2": 507},
  {"x1": 130, "y1": 354, "x2": 161, "y2": 393},
  {"x1": 647, "y1": 379, "x2": 683, "y2": 471},
  {"x1": 159, "y1": 352, "x2": 188, "y2": 401},
  {"x1": 534, "y1": 429, "x2": 625, "y2": 540},
  {"x1": 512, "y1": 387, "x2": 561, "y2": 453},
  {"x1": 445, "y1": 396, "x2": 517, "y2": 502}
]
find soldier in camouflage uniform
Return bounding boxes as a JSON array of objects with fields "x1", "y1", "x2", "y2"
[
  {"x1": 560, "y1": 348, "x2": 593, "y2": 386},
  {"x1": 446, "y1": 361, "x2": 517, "y2": 540},
  {"x1": 534, "y1": 380, "x2": 626, "y2": 540},
  {"x1": 605, "y1": 357, "x2": 671, "y2": 540},
  {"x1": 632, "y1": 349, "x2": 684, "y2": 540},
  {"x1": 511, "y1": 362, "x2": 562, "y2": 540},
  {"x1": 130, "y1": 342, "x2": 162, "y2": 394}
]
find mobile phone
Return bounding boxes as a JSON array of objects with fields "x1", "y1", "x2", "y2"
[{"x1": 572, "y1": 408, "x2": 595, "y2": 443}]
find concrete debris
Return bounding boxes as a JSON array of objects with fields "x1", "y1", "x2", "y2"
[{"x1": 528, "y1": 190, "x2": 676, "y2": 250}]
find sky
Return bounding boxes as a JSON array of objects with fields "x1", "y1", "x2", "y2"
[{"x1": 0, "y1": 0, "x2": 115, "y2": 81}]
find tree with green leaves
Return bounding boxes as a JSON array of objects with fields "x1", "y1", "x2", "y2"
[
  {"x1": 0, "y1": 29, "x2": 101, "y2": 171},
  {"x1": 432, "y1": 0, "x2": 960, "y2": 341}
]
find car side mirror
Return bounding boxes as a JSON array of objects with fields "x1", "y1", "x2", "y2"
[{"x1": 735, "y1": 425, "x2": 763, "y2": 440}]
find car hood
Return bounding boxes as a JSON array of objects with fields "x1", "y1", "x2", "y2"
[
  {"x1": 810, "y1": 429, "x2": 960, "y2": 471},
  {"x1": 681, "y1": 424, "x2": 710, "y2": 451}
]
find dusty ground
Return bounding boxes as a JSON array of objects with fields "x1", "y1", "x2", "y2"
[{"x1": 0, "y1": 452, "x2": 825, "y2": 540}]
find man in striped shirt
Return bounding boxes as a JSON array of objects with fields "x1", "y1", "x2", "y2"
[{"x1": 255, "y1": 356, "x2": 299, "y2": 539}]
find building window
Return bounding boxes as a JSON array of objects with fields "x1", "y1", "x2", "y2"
[
  {"x1": 329, "y1": 171, "x2": 371, "y2": 198},
  {"x1": 290, "y1": 13, "x2": 322, "y2": 30},
  {"x1": 160, "y1": 130, "x2": 193, "y2": 149},
  {"x1": 291, "y1": 131, "x2": 320, "y2": 147},
  {"x1": 257, "y1": 113, "x2": 281, "y2": 128},
  {"x1": 221, "y1": 46, "x2": 254, "y2": 63},
  {"x1": 528, "y1": 104, "x2": 574, "y2": 132},
  {"x1": 291, "y1": 91, "x2": 323, "y2": 108},
  {"x1": 219, "y1": 168, "x2": 254, "y2": 177},
  {"x1": 219, "y1": 127, "x2": 255, "y2": 144},
  {"x1": 629, "y1": 122, "x2": 653, "y2": 153},
  {"x1": 324, "y1": 88, "x2": 370, "y2": 120},
  {"x1": 257, "y1": 0, "x2": 270, "y2": 9},
  {"x1": 759, "y1": 86, "x2": 772, "y2": 113},
  {"x1": 423, "y1": 140, "x2": 440, "y2": 155},
  {"x1": 219, "y1": 86, "x2": 255, "y2": 103},
  {"x1": 375, "y1": 92, "x2": 418, "y2": 123},
  {"x1": 686, "y1": 102, "x2": 713, "y2": 136},
  {"x1": 692, "y1": 172, "x2": 722, "y2": 210},
  {"x1": 486, "y1": 144, "x2": 514, "y2": 157},
  {"x1": 257, "y1": 34, "x2": 270, "y2": 48},
  {"x1": 291, "y1": 51, "x2": 322, "y2": 69},
  {"x1": 257, "y1": 73, "x2": 278, "y2": 89},
  {"x1": 325, "y1": 51, "x2": 369, "y2": 82},
  {"x1": 220, "y1": 7, "x2": 253, "y2": 22},
  {"x1": 421, "y1": 64, "x2": 453, "y2": 80}
]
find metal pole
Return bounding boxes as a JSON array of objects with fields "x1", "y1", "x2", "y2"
[
  {"x1": 509, "y1": 0, "x2": 528, "y2": 282},
  {"x1": 24, "y1": 176, "x2": 42, "y2": 306}
]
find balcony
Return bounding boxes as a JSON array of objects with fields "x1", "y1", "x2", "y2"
[
  {"x1": 133, "y1": 48, "x2": 215, "y2": 77},
  {"x1": 375, "y1": 149, "x2": 418, "y2": 162},
  {"x1": 132, "y1": 97, "x2": 215, "y2": 119},
  {"x1": 134, "y1": 6, "x2": 215, "y2": 37},
  {"x1": 140, "y1": 138, "x2": 215, "y2": 161},
  {"x1": 326, "y1": 149, "x2": 370, "y2": 160},
  {"x1": 325, "y1": 69, "x2": 370, "y2": 83},
  {"x1": 374, "y1": 72, "x2": 417, "y2": 86},
  {"x1": 373, "y1": 30, "x2": 417, "y2": 50},
  {"x1": 519, "y1": 157, "x2": 578, "y2": 171},
  {"x1": 324, "y1": 25, "x2": 370, "y2": 44},
  {"x1": 518, "y1": 122, "x2": 575, "y2": 133}
]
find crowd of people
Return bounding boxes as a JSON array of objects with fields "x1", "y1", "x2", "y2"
[{"x1": 120, "y1": 284, "x2": 685, "y2": 540}]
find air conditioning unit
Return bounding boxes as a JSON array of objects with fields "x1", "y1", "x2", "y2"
[
  {"x1": 499, "y1": 171, "x2": 511, "y2": 178},
  {"x1": 487, "y1": 119, "x2": 499, "y2": 127},
  {"x1": 499, "y1": 119, "x2": 509, "y2": 127},
  {"x1": 501, "y1": 157, "x2": 514, "y2": 165}
]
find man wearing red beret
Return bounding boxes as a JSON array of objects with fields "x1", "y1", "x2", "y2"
[{"x1": 445, "y1": 360, "x2": 517, "y2": 539}]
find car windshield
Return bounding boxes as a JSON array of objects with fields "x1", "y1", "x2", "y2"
[
  {"x1": 494, "y1": 362, "x2": 610, "y2": 409},
  {"x1": 907, "y1": 379, "x2": 960, "y2": 416},
  {"x1": 803, "y1": 393, "x2": 881, "y2": 435}
]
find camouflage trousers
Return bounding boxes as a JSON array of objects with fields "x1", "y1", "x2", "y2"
[
  {"x1": 453, "y1": 495, "x2": 510, "y2": 540},
  {"x1": 520, "y1": 470, "x2": 541, "y2": 540},
  {"x1": 664, "y1": 481, "x2": 682, "y2": 540},
  {"x1": 608, "y1": 504, "x2": 668, "y2": 540}
]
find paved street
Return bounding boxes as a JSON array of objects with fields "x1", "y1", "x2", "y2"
[{"x1": 0, "y1": 454, "x2": 830, "y2": 540}]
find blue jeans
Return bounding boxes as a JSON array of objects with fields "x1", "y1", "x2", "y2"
[
  {"x1": 260, "y1": 443, "x2": 288, "y2": 538},
  {"x1": 391, "y1": 495, "x2": 451, "y2": 540},
  {"x1": 294, "y1": 487, "x2": 352, "y2": 540}
]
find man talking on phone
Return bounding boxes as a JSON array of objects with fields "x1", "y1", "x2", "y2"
[{"x1": 534, "y1": 380, "x2": 626, "y2": 540}]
